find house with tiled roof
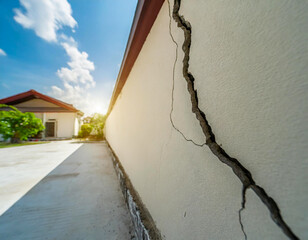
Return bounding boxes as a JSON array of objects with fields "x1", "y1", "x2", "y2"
[{"x1": 0, "y1": 89, "x2": 83, "y2": 139}]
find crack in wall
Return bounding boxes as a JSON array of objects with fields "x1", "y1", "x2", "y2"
[
  {"x1": 168, "y1": 0, "x2": 206, "y2": 148},
  {"x1": 168, "y1": 0, "x2": 299, "y2": 239},
  {"x1": 239, "y1": 186, "x2": 248, "y2": 240}
]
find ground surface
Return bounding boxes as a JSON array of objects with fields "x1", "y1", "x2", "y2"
[
  {"x1": 0, "y1": 140, "x2": 82, "y2": 215},
  {"x1": 0, "y1": 141, "x2": 50, "y2": 149},
  {"x1": 0, "y1": 142, "x2": 135, "y2": 240}
]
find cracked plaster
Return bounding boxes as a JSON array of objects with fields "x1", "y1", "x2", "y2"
[
  {"x1": 170, "y1": 0, "x2": 299, "y2": 239},
  {"x1": 105, "y1": 1, "x2": 307, "y2": 239}
]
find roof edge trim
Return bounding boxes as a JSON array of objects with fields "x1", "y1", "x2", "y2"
[
  {"x1": 0, "y1": 89, "x2": 81, "y2": 113},
  {"x1": 107, "y1": 0, "x2": 165, "y2": 115}
]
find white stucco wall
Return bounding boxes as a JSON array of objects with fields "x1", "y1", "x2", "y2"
[
  {"x1": 74, "y1": 117, "x2": 80, "y2": 136},
  {"x1": 33, "y1": 112, "x2": 76, "y2": 138},
  {"x1": 44, "y1": 113, "x2": 76, "y2": 138},
  {"x1": 105, "y1": 1, "x2": 307, "y2": 239},
  {"x1": 33, "y1": 113, "x2": 43, "y2": 120}
]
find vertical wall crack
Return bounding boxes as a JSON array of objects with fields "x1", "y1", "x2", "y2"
[
  {"x1": 168, "y1": 0, "x2": 299, "y2": 239},
  {"x1": 167, "y1": 0, "x2": 206, "y2": 148},
  {"x1": 239, "y1": 186, "x2": 248, "y2": 240}
]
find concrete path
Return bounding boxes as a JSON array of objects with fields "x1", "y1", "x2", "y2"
[
  {"x1": 0, "y1": 140, "x2": 83, "y2": 215},
  {"x1": 0, "y1": 142, "x2": 135, "y2": 240}
]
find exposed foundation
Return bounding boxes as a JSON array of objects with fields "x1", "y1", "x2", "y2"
[{"x1": 107, "y1": 142, "x2": 162, "y2": 240}]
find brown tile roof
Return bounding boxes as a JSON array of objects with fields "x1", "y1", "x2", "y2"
[{"x1": 0, "y1": 89, "x2": 81, "y2": 113}]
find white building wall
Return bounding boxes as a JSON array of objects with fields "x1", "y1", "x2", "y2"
[
  {"x1": 33, "y1": 113, "x2": 43, "y2": 120},
  {"x1": 33, "y1": 112, "x2": 76, "y2": 138},
  {"x1": 105, "y1": 1, "x2": 307, "y2": 240},
  {"x1": 45, "y1": 112, "x2": 76, "y2": 138},
  {"x1": 74, "y1": 116, "x2": 80, "y2": 136}
]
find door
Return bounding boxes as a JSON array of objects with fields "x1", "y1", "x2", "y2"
[{"x1": 45, "y1": 122, "x2": 55, "y2": 137}]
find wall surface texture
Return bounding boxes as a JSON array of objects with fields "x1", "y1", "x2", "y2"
[
  {"x1": 45, "y1": 112, "x2": 76, "y2": 138},
  {"x1": 34, "y1": 112, "x2": 76, "y2": 138},
  {"x1": 105, "y1": 1, "x2": 307, "y2": 239}
]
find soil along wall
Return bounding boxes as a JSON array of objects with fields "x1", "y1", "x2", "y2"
[{"x1": 105, "y1": 1, "x2": 308, "y2": 239}]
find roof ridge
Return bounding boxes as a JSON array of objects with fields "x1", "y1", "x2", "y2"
[{"x1": 0, "y1": 89, "x2": 80, "y2": 112}]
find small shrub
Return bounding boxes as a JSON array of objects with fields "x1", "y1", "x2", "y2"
[
  {"x1": 89, "y1": 113, "x2": 106, "y2": 139},
  {"x1": 78, "y1": 124, "x2": 93, "y2": 138}
]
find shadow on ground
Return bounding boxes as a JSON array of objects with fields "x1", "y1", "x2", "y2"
[{"x1": 0, "y1": 143, "x2": 135, "y2": 240}]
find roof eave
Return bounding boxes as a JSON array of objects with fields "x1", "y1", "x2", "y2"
[
  {"x1": 107, "y1": 0, "x2": 165, "y2": 115},
  {"x1": 0, "y1": 89, "x2": 80, "y2": 112}
]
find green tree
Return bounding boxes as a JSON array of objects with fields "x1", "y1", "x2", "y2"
[
  {"x1": 89, "y1": 113, "x2": 106, "y2": 139},
  {"x1": 0, "y1": 104, "x2": 45, "y2": 143},
  {"x1": 78, "y1": 124, "x2": 93, "y2": 138}
]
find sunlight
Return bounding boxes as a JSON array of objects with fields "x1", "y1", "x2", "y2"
[{"x1": 87, "y1": 102, "x2": 107, "y2": 115}]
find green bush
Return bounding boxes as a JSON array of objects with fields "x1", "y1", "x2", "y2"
[
  {"x1": 0, "y1": 104, "x2": 45, "y2": 143},
  {"x1": 78, "y1": 124, "x2": 93, "y2": 138},
  {"x1": 78, "y1": 113, "x2": 106, "y2": 140},
  {"x1": 89, "y1": 113, "x2": 106, "y2": 139}
]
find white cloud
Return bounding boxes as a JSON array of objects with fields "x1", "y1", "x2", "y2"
[
  {"x1": 0, "y1": 49, "x2": 6, "y2": 56},
  {"x1": 50, "y1": 85, "x2": 63, "y2": 95},
  {"x1": 50, "y1": 80, "x2": 114, "y2": 116},
  {"x1": 50, "y1": 82, "x2": 93, "y2": 115},
  {"x1": 51, "y1": 82, "x2": 82, "y2": 104},
  {"x1": 14, "y1": 0, "x2": 77, "y2": 42},
  {"x1": 61, "y1": 42, "x2": 94, "y2": 70},
  {"x1": 55, "y1": 37, "x2": 95, "y2": 87},
  {"x1": 13, "y1": 0, "x2": 99, "y2": 115},
  {"x1": 50, "y1": 36, "x2": 97, "y2": 114}
]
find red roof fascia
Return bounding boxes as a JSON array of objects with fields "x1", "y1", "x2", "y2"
[{"x1": 0, "y1": 89, "x2": 79, "y2": 112}]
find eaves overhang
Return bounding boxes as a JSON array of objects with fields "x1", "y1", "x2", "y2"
[
  {"x1": 0, "y1": 89, "x2": 80, "y2": 112},
  {"x1": 107, "y1": 0, "x2": 165, "y2": 115}
]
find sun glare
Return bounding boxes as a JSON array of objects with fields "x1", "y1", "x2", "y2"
[{"x1": 87, "y1": 103, "x2": 107, "y2": 116}]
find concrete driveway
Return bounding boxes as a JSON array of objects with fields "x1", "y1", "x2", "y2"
[
  {"x1": 0, "y1": 142, "x2": 135, "y2": 240},
  {"x1": 0, "y1": 140, "x2": 82, "y2": 215}
]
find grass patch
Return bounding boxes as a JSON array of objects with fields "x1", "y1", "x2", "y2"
[{"x1": 0, "y1": 142, "x2": 50, "y2": 149}]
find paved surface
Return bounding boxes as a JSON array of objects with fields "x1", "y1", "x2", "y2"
[
  {"x1": 0, "y1": 142, "x2": 135, "y2": 240},
  {"x1": 0, "y1": 141, "x2": 82, "y2": 215}
]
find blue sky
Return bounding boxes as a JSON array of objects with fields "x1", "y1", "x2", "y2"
[{"x1": 0, "y1": 0, "x2": 137, "y2": 115}]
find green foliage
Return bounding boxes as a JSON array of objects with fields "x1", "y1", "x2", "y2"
[
  {"x1": 0, "y1": 104, "x2": 45, "y2": 142},
  {"x1": 78, "y1": 113, "x2": 106, "y2": 139},
  {"x1": 89, "y1": 113, "x2": 106, "y2": 139},
  {"x1": 78, "y1": 123, "x2": 93, "y2": 138}
]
